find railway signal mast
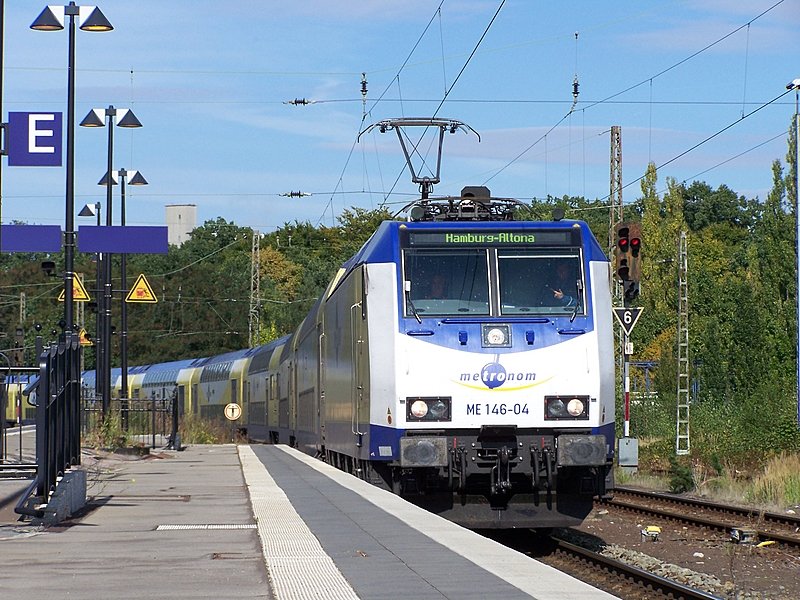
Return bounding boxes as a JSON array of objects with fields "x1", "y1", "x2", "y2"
[
  {"x1": 614, "y1": 222, "x2": 641, "y2": 303},
  {"x1": 613, "y1": 221, "x2": 643, "y2": 472}
]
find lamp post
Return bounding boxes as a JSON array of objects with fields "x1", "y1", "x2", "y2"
[
  {"x1": 78, "y1": 201, "x2": 102, "y2": 399},
  {"x1": 80, "y1": 105, "x2": 141, "y2": 414},
  {"x1": 31, "y1": 2, "x2": 113, "y2": 336},
  {"x1": 115, "y1": 168, "x2": 147, "y2": 400},
  {"x1": 789, "y1": 78, "x2": 800, "y2": 427}
]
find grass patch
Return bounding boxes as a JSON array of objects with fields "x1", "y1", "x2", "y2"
[
  {"x1": 614, "y1": 468, "x2": 670, "y2": 490},
  {"x1": 619, "y1": 446, "x2": 800, "y2": 511},
  {"x1": 83, "y1": 411, "x2": 131, "y2": 451},
  {"x1": 693, "y1": 472, "x2": 751, "y2": 504},
  {"x1": 747, "y1": 452, "x2": 800, "y2": 509},
  {"x1": 179, "y1": 413, "x2": 244, "y2": 444}
]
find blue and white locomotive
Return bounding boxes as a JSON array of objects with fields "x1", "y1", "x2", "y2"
[{"x1": 247, "y1": 186, "x2": 616, "y2": 528}]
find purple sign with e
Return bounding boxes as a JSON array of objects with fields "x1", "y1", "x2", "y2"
[{"x1": 7, "y1": 111, "x2": 62, "y2": 166}]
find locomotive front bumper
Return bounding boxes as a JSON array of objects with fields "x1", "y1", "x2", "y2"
[
  {"x1": 398, "y1": 429, "x2": 608, "y2": 469},
  {"x1": 556, "y1": 434, "x2": 607, "y2": 466},
  {"x1": 395, "y1": 428, "x2": 612, "y2": 528},
  {"x1": 399, "y1": 436, "x2": 449, "y2": 467}
]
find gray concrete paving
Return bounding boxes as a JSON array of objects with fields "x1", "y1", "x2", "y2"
[
  {"x1": 2, "y1": 443, "x2": 617, "y2": 600},
  {"x1": 250, "y1": 445, "x2": 617, "y2": 600},
  {"x1": 1, "y1": 444, "x2": 272, "y2": 599}
]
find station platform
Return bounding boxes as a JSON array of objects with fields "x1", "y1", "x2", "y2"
[{"x1": 2, "y1": 444, "x2": 617, "y2": 599}]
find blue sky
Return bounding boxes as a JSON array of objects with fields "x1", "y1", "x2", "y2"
[{"x1": 1, "y1": 0, "x2": 798, "y2": 233}]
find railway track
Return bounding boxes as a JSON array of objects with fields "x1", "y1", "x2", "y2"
[
  {"x1": 487, "y1": 529, "x2": 726, "y2": 599},
  {"x1": 607, "y1": 486, "x2": 800, "y2": 549},
  {"x1": 548, "y1": 535, "x2": 724, "y2": 600}
]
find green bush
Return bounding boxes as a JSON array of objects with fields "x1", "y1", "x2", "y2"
[
  {"x1": 83, "y1": 411, "x2": 130, "y2": 451},
  {"x1": 668, "y1": 455, "x2": 694, "y2": 493}
]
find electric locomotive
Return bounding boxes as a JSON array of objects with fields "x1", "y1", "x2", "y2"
[{"x1": 250, "y1": 185, "x2": 616, "y2": 529}]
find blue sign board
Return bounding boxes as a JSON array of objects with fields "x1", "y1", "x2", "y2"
[
  {"x1": 0, "y1": 224, "x2": 62, "y2": 252},
  {"x1": 7, "y1": 112, "x2": 62, "y2": 166},
  {"x1": 78, "y1": 226, "x2": 169, "y2": 254}
]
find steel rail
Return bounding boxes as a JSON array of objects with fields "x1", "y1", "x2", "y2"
[
  {"x1": 615, "y1": 485, "x2": 800, "y2": 528},
  {"x1": 607, "y1": 487, "x2": 800, "y2": 549},
  {"x1": 552, "y1": 536, "x2": 724, "y2": 600}
]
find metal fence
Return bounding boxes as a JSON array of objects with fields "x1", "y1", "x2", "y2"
[
  {"x1": 81, "y1": 394, "x2": 179, "y2": 450},
  {"x1": 10, "y1": 333, "x2": 181, "y2": 519},
  {"x1": 15, "y1": 333, "x2": 81, "y2": 519}
]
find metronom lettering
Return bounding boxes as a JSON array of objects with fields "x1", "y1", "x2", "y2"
[{"x1": 460, "y1": 372, "x2": 536, "y2": 382}]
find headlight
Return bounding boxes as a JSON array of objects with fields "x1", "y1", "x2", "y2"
[
  {"x1": 429, "y1": 400, "x2": 448, "y2": 419},
  {"x1": 486, "y1": 327, "x2": 506, "y2": 345},
  {"x1": 410, "y1": 400, "x2": 428, "y2": 418},
  {"x1": 482, "y1": 324, "x2": 511, "y2": 348},
  {"x1": 567, "y1": 398, "x2": 585, "y2": 416},
  {"x1": 547, "y1": 398, "x2": 565, "y2": 418},
  {"x1": 544, "y1": 395, "x2": 590, "y2": 420},
  {"x1": 406, "y1": 397, "x2": 451, "y2": 422}
]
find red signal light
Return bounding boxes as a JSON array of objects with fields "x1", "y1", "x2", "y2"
[{"x1": 630, "y1": 237, "x2": 641, "y2": 261}]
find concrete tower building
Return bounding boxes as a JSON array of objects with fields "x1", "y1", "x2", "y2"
[{"x1": 165, "y1": 204, "x2": 196, "y2": 247}]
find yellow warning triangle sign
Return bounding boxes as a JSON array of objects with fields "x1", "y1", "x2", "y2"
[
  {"x1": 78, "y1": 328, "x2": 93, "y2": 346},
  {"x1": 58, "y1": 277, "x2": 91, "y2": 302},
  {"x1": 126, "y1": 273, "x2": 158, "y2": 303}
]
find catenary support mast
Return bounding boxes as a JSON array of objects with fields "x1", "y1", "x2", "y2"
[{"x1": 676, "y1": 231, "x2": 690, "y2": 455}]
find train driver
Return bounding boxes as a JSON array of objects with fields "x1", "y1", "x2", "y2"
[
  {"x1": 545, "y1": 261, "x2": 578, "y2": 307},
  {"x1": 428, "y1": 273, "x2": 448, "y2": 299}
]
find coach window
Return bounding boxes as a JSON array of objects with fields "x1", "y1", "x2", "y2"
[{"x1": 404, "y1": 249, "x2": 489, "y2": 316}]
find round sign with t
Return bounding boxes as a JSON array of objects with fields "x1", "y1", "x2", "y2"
[{"x1": 224, "y1": 403, "x2": 242, "y2": 421}]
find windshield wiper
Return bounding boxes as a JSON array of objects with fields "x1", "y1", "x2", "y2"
[
  {"x1": 404, "y1": 281, "x2": 422, "y2": 324},
  {"x1": 570, "y1": 279, "x2": 584, "y2": 323}
]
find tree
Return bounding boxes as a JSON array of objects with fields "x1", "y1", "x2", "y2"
[
  {"x1": 126, "y1": 218, "x2": 252, "y2": 364},
  {"x1": 682, "y1": 182, "x2": 755, "y2": 232}
]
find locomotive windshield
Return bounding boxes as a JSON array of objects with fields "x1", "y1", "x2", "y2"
[
  {"x1": 403, "y1": 240, "x2": 585, "y2": 318},
  {"x1": 404, "y1": 249, "x2": 490, "y2": 316},
  {"x1": 498, "y1": 251, "x2": 583, "y2": 316}
]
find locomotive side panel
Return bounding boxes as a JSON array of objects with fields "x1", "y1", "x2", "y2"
[
  {"x1": 364, "y1": 262, "x2": 401, "y2": 460},
  {"x1": 321, "y1": 264, "x2": 370, "y2": 461},
  {"x1": 588, "y1": 260, "x2": 616, "y2": 443}
]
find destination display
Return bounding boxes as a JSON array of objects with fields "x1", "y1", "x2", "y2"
[{"x1": 407, "y1": 229, "x2": 576, "y2": 247}]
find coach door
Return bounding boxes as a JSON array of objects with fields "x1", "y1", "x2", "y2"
[
  {"x1": 318, "y1": 321, "x2": 326, "y2": 449},
  {"x1": 176, "y1": 385, "x2": 185, "y2": 418}
]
